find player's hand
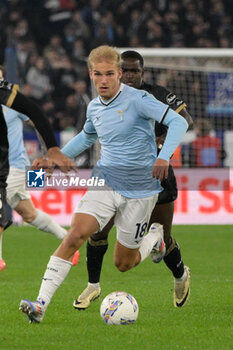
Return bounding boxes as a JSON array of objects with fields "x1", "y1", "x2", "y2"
[
  {"x1": 31, "y1": 157, "x2": 51, "y2": 169},
  {"x1": 31, "y1": 157, "x2": 54, "y2": 175},
  {"x1": 47, "y1": 147, "x2": 76, "y2": 173},
  {"x1": 152, "y1": 158, "x2": 169, "y2": 181}
]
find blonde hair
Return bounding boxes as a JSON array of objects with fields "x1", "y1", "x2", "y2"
[{"x1": 88, "y1": 45, "x2": 121, "y2": 69}]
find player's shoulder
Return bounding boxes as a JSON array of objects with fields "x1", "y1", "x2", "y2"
[
  {"x1": 144, "y1": 83, "x2": 185, "y2": 108},
  {"x1": 140, "y1": 82, "x2": 171, "y2": 103},
  {"x1": 89, "y1": 95, "x2": 99, "y2": 106},
  {"x1": 87, "y1": 96, "x2": 100, "y2": 114},
  {"x1": 141, "y1": 81, "x2": 165, "y2": 93},
  {"x1": 153, "y1": 84, "x2": 170, "y2": 96},
  {"x1": 123, "y1": 84, "x2": 152, "y2": 101}
]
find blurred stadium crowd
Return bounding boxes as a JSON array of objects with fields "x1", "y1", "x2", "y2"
[{"x1": 0, "y1": 0, "x2": 232, "y2": 135}]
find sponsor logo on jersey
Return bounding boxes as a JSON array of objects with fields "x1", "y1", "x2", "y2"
[{"x1": 166, "y1": 93, "x2": 177, "y2": 104}]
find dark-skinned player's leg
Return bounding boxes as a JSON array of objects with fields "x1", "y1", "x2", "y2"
[
  {"x1": 73, "y1": 217, "x2": 114, "y2": 309},
  {"x1": 149, "y1": 201, "x2": 184, "y2": 277},
  {"x1": 87, "y1": 217, "x2": 115, "y2": 283},
  {"x1": 149, "y1": 200, "x2": 190, "y2": 307}
]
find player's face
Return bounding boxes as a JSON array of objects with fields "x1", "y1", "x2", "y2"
[
  {"x1": 0, "y1": 70, "x2": 3, "y2": 79},
  {"x1": 89, "y1": 61, "x2": 122, "y2": 100},
  {"x1": 121, "y1": 58, "x2": 143, "y2": 88}
]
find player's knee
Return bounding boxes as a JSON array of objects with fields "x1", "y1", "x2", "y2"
[
  {"x1": 89, "y1": 230, "x2": 108, "y2": 246},
  {"x1": 68, "y1": 227, "x2": 85, "y2": 243},
  {"x1": 67, "y1": 224, "x2": 90, "y2": 247},
  {"x1": 90, "y1": 230, "x2": 108, "y2": 242},
  {"x1": 115, "y1": 263, "x2": 130, "y2": 272},
  {"x1": 114, "y1": 259, "x2": 133, "y2": 272}
]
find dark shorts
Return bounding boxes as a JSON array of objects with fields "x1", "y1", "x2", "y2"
[
  {"x1": 0, "y1": 186, "x2": 7, "y2": 228},
  {"x1": 156, "y1": 165, "x2": 178, "y2": 205}
]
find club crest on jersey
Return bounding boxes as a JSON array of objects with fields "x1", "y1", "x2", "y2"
[
  {"x1": 166, "y1": 93, "x2": 176, "y2": 104},
  {"x1": 116, "y1": 109, "x2": 126, "y2": 121}
]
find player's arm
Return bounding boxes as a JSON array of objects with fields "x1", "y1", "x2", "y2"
[
  {"x1": 33, "y1": 112, "x2": 97, "y2": 170},
  {"x1": 154, "y1": 110, "x2": 188, "y2": 179},
  {"x1": 61, "y1": 111, "x2": 98, "y2": 158},
  {"x1": 33, "y1": 129, "x2": 97, "y2": 171},
  {"x1": 156, "y1": 110, "x2": 192, "y2": 150},
  {"x1": 153, "y1": 85, "x2": 193, "y2": 130},
  {"x1": 0, "y1": 78, "x2": 75, "y2": 171},
  {"x1": 155, "y1": 108, "x2": 192, "y2": 148},
  {"x1": 178, "y1": 108, "x2": 193, "y2": 130},
  {"x1": 26, "y1": 119, "x2": 48, "y2": 155},
  {"x1": 61, "y1": 130, "x2": 97, "y2": 159},
  {"x1": 157, "y1": 109, "x2": 188, "y2": 159},
  {"x1": 154, "y1": 111, "x2": 188, "y2": 179},
  {"x1": 0, "y1": 79, "x2": 56, "y2": 148},
  {"x1": 138, "y1": 93, "x2": 188, "y2": 180}
]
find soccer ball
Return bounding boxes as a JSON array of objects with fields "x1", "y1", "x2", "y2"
[{"x1": 100, "y1": 291, "x2": 139, "y2": 325}]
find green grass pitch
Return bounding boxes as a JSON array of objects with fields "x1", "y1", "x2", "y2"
[{"x1": 0, "y1": 225, "x2": 232, "y2": 350}]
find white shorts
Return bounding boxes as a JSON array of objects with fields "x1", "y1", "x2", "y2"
[
  {"x1": 6, "y1": 167, "x2": 30, "y2": 208},
  {"x1": 75, "y1": 190, "x2": 158, "y2": 249}
]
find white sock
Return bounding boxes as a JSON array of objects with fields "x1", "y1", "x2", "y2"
[
  {"x1": 175, "y1": 269, "x2": 187, "y2": 282},
  {"x1": 139, "y1": 230, "x2": 161, "y2": 263},
  {"x1": 37, "y1": 255, "x2": 72, "y2": 308},
  {"x1": 31, "y1": 210, "x2": 67, "y2": 240},
  {"x1": 88, "y1": 282, "x2": 100, "y2": 289},
  {"x1": 0, "y1": 234, "x2": 2, "y2": 260}
]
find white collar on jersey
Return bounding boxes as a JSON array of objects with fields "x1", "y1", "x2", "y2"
[{"x1": 99, "y1": 83, "x2": 125, "y2": 106}]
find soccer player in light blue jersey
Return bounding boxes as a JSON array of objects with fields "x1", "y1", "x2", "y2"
[
  {"x1": 19, "y1": 45, "x2": 188, "y2": 324},
  {"x1": 0, "y1": 63, "x2": 80, "y2": 270},
  {"x1": 4, "y1": 106, "x2": 70, "y2": 234},
  {"x1": 75, "y1": 50, "x2": 192, "y2": 310},
  {"x1": 0, "y1": 65, "x2": 76, "y2": 272},
  {"x1": 0, "y1": 107, "x2": 77, "y2": 269}
]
